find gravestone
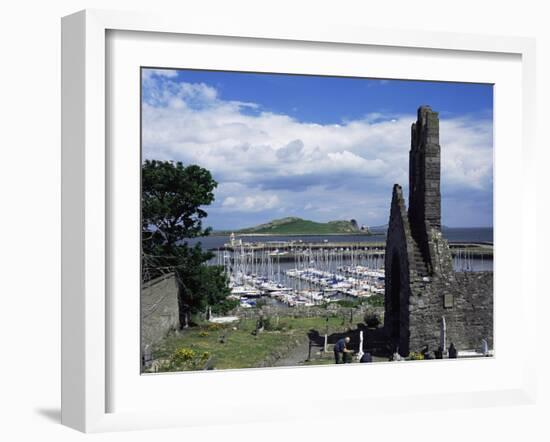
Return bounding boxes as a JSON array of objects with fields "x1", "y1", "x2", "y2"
[
  {"x1": 440, "y1": 316, "x2": 447, "y2": 355},
  {"x1": 357, "y1": 330, "x2": 365, "y2": 361}
]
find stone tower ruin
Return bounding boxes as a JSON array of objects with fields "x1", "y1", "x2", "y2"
[{"x1": 383, "y1": 106, "x2": 493, "y2": 357}]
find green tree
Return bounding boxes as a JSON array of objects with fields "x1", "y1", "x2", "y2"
[
  {"x1": 177, "y1": 264, "x2": 235, "y2": 324},
  {"x1": 141, "y1": 160, "x2": 230, "y2": 327},
  {"x1": 142, "y1": 160, "x2": 217, "y2": 252}
]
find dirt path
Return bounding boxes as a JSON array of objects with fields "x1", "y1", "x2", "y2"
[{"x1": 273, "y1": 338, "x2": 312, "y2": 367}]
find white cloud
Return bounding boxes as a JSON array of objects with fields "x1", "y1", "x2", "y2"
[
  {"x1": 222, "y1": 194, "x2": 280, "y2": 212},
  {"x1": 440, "y1": 118, "x2": 493, "y2": 190},
  {"x1": 142, "y1": 69, "x2": 178, "y2": 80},
  {"x1": 142, "y1": 75, "x2": 493, "y2": 227}
]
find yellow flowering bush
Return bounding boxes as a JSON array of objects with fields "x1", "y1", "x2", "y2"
[
  {"x1": 206, "y1": 322, "x2": 224, "y2": 331},
  {"x1": 159, "y1": 348, "x2": 211, "y2": 371},
  {"x1": 408, "y1": 352, "x2": 424, "y2": 361}
]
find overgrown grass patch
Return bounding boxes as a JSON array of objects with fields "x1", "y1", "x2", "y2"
[{"x1": 150, "y1": 316, "x2": 348, "y2": 372}]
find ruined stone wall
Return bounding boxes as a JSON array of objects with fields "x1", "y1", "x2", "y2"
[
  {"x1": 408, "y1": 106, "x2": 442, "y2": 271},
  {"x1": 231, "y1": 302, "x2": 382, "y2": 321},
  {"x1": 383, "y1": 105, "x2": 493, "y2": 356},
  {"x1": 141, "y1": 273, "x2": 179, "y2": 352},
  {"x1": 408, "y1": 271, "x2": 493, "y2": 352},
  {"x1": 409, "y1": 106, "x2": 441, "y2": 233},
  {"x1": 384, "y1": 185, "x2": 414, "y2": 355}
]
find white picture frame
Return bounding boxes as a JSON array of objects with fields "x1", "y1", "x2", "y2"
[{"x1": 61, "y1": 9, "x2": 537, "y2": 433}]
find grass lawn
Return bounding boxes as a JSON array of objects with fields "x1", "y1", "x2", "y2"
[{"x1": 150, "y1": 315, "x2": 351, "y2": 372}]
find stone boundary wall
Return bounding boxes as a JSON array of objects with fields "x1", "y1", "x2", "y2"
[
  {"x1": 229, "y1": 303, "x2": 382, "y2": 321},
  {"x1": 141, "y1": 273, "x2": 179, "y2": 352}
]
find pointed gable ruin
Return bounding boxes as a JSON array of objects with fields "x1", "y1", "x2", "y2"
[{"x1": 384, "y1": 106, "x2": 493, "y2": 357}]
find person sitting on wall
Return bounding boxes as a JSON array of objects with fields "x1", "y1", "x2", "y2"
[
  {"x1": 334, "y1": 336, "x2": 351, "y2": 364},
  {"x1": 448, "y1": 343, "x2": 458, "y2": 359}
]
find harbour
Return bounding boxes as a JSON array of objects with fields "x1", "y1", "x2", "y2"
[{"x1": 207, "y1": 231, "x2": 493, "y2": 309}]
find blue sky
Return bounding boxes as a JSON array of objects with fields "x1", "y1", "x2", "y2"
[{"x1": 141, "y1": 68, "x2": 493, "y2": 229}]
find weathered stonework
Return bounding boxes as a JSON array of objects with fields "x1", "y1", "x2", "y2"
[
  {"x1": 230, "y1": 303, "x2": 382, "y2": 321},
  {"x1": 383, "y1": 106, "x2": 493, "y2": 356},
  {"x1": 141, "y1": 273, "x2": 179, "y2": 353},
  {"x1": 407, "y1": 271, "x2": 493, "y2": 351}
]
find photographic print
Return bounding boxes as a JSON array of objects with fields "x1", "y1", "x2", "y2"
[{"x1": 140, "y1": 68, "x2": 493, "y2": 373}]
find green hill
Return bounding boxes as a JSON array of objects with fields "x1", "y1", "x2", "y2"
[{"x1": 233, "y1": 217, "x2": 364, "y2": 235}]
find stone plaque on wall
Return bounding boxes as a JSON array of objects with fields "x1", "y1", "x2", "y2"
[{"x1": 444, "y1": 294, "x2": 454, "y2": 308}]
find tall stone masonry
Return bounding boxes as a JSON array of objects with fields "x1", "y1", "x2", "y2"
[
  {"x1": 409, "y1": 106, "x2": 441, "y2": 232},
  {"x1": 407, "y1": 106, "x2": 452, "y2": 276},
  {"x1": 384, "y1": 106, "x2": 457, "y2": 356}
]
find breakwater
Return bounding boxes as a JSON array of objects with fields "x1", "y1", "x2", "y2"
[{"x1": 218, "y1": 241, "x2": 493, "y2": 260}]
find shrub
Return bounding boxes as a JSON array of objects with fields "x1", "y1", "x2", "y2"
[
  {"x1": 335, "y1": 299, "x2": 361, "y2": 308},
  {"x1": 262, "y1": 316, "x2": 288, "y2": 331},
  {"x1": 159, "y1": 347, "x2": 211, "y2": 371},
  {"x1": 198, "y1": 331, "x2": 209, "y2": 337},
  {"x1": 211, "y1": 299, "x2": 240, "y2": 315},
  {"x1": 408, "y1": 352, "x2": 424, "y2": 361},
  {"x1": 255, "y1": 298, "x2": 268, "y2": 309},
  {"x1": 364, "y1": 312, "x2": 381, "y2": 328},
  {"x1": 366, "y1": 294, "x2": 384, "y2": 307},
  {"x1": 261, "y1": 317, "x2": 273, "y2": 330},
  {"x1": 206, "y1": 322, "x2": 224, "y2": 331}
]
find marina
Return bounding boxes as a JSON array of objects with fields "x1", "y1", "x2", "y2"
[{"x1": 210, "y1": 234, "x2": 492, "y2": 309}]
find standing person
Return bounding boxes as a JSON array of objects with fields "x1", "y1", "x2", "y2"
[{"x1": 334, "y1": 336, "x2": 351, "y2": 364}]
